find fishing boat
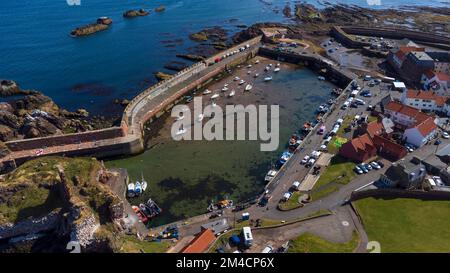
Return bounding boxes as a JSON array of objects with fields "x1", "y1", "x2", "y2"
[
  {"x1": 127, "y1": 183, "x2": 135, "y2": 198},
  {"x1": 197, "y1": 114, "x2": 204, "y2": 122},
  {"x1": 245, "y1": 84, "x2": 253, "y2": 91},
  {"x1": 254, "y1": 73, "x2": 259, "y2": 78},
  {"x1": 203, "y1": 89, "x2": 212, "y2": 95},
  {"x1": 302, "y1": 121, "x2": 312, "y2": 133},
  {"x1": 211, "y1": 94, "x2": 220, "y2": 99},
  {"x1": 132, "y1": 205, "x2": 148, "y2": 223},
  {"x1": 234, "y1": 76, "x2": 240, "y2": 81},
  {"x1": 239, "y1": 79, "x2": 245, "y2": 85},
  {"x1": 142, "y1": 198, "x2": 162, "y2": 219},
  {"x1": 228, "y1": 90, "x2": 235, "y2": 97},
  {"x1": 318, "y1": 76, "x2": 325, "y2": 81},
  {"x1": 221, "y1": 86, "x2": 229, "y2": 92},
  {"x1": 141, "y1": 173, "x2": 147, "y2": 192},
  {"x1": 264, "y1": 76, "x2": 272, "y2": 82},
  {"x1": 274, "y1": 67, "x2": 280, "y2": 72}
]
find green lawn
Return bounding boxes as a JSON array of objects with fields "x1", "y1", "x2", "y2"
[
  {"x1": 288, "y1": 231, "x2": 359, "y2": 253},
  {"x1": 354, "y1": 198, "x2": 450, "y2": 253},
  {"x1": 310, "y1": 156, "x2": 356, "y2": 200}
]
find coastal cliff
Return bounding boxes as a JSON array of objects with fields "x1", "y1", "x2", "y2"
[{"x1": 70, "y1": 17, "x2": 112, "y2": 37}]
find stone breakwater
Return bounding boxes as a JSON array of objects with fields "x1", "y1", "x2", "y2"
[{"x1": 71, "y1": 17, "x2": 112, "y2": 37}]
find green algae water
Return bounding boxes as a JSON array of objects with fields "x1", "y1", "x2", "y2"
[{"x1": 106, "y1": 64, "x2": 336, "y2": 226}]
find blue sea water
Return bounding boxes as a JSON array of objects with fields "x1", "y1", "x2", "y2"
[{"x1": 0, "y1": 0, "x2": 444, "y2": 114}]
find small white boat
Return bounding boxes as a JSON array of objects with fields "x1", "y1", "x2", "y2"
[
  {"x1": 274, "y1": 67, "x2": 280, "y2": 72},
  {"x1": 254, "y1": 73, "x2": 259, "y2": 78},
  {"x1": 228, "y1": 90, "x2": 235, "y2": 97},
  {"x1": 197, "y1": 114, "x2": 204, "y2": 122},
  {"x1": 255, "y1": 60, "x2": 260, "y2": 64},
  {"x1": 276, "y1": 63, "x2": 280, "y2": 67},
  {"x1": 141, "y1": 174, "x2": 147, "y2": 192},
  {"x1": 127, "y1": 183, "x2": 135, "y2": 198},
  {"x1": 264, "y1": 76, "x2": 273, "y2": 82},
  {"x1": 245, "y1": 84, "x2": 253, "y2": 91},
  {"x1": 247, "y1": 64, "x2": 252, "y2": 68},
  {"x1": 239, "y1": 80, "x2": 245, "y2": 85},
  {"x1": 224, "y1": 83, "x2": 229, "y2": 87},
  {"x1": 318, "y1": 76, "x2": 326, "y2": 81},
  {"x1": 221, "y1": 86, "x2": 229, "y2": 92},
  {"x1": 269, "y1": 63, "x2": 273, "y2": 67},
  {"x1": 234, "y1": 76, "x2": 240, "y2": 81},
  {"x1": 203, "y1": 89, "x2": 212, "y2": 95},
  {"x1": 265, "y1": 66, "x2": 270, "y2": 71},
  {"x1": 211, "y1": 94, "x2": 220, "y2": 99},
  {"x1": 135, "y1": 182, "x2": 142, "y2": 195},
  {"x1": 247, "y1": 71, "x2": 251, "y2": 75}
]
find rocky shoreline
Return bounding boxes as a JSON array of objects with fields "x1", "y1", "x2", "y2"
[{"x1": 0, "y1": 80, "x2": 112, "y2": 142}]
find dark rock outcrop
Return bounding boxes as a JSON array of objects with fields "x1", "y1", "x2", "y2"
[
  {"x1": 71, "y1": 17, "x2": 112, "y2": 37},
  {"x1": 123, "y1": 9, "x2": 149, "y2": 18}
]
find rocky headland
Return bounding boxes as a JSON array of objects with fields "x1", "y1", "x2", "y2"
[
  {"x1": 0, "y1": 80, "x2": 109, "y2": 142},
  {"x1": 0, "y1": 157, "x2": 153, "y2": 253}
]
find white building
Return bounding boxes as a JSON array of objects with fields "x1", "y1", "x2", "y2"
[
  {"x1": 384, "y1": 101, "x2": 438, "y2": 147},
  {"x1": 421, "y1": 70, "x2": 450, "y2": 96},
  {"x1": 401, "y1": 90, "x2": 448, "y2": 115}
]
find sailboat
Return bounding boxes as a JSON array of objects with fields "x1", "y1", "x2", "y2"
[
  {"x1": 245, "y1": 84, "x2": 253, "y2": 91},
  {"x1": 228, "y1": 90, "x2": 235, "y2": 97},
  {"x1": 141, "y1": 173, "x2": 147, "y2": 192}
]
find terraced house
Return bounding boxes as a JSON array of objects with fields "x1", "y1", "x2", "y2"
[
  {"x1": 384, "y1": 101, "x2": 438, "y2": 147},
  {"x1": 401, "y1": 90, "x2": 450, "y2": 116}
]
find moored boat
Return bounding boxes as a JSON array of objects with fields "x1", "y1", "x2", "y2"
[
  {"x1": 245, "y1": 84, "x2": 253, "y2": 91},
  {"x1": 318, "y1": 76, "x2": 325, "y2": 81},
  {"x1": 135, "y1": 181, "x2": 142, "y2": 195},
  {"x1": 254, "y1": 73, "x2": 259, "y2": 78},
  {"x1": 211, "y1": 94, "x2": 219, "y2": 99},
  {"x1": 239, "y1": 79, "x2": 245, "y2": 85},
  {"x1": 127, "y1": 183, "x2": 135, "y2": 198},
  {"x1": 228, "y1": 90, "x2": 235, "y2": 97},
  {"x1": 274, "y1": 67, "x2": 280, "y2": 72},
  {"x1": 264, "y1": 76, "x2": 272, "y2": 82},
  {"x1": 203, "y1": 89, "x2": 212, "y2": 95}
]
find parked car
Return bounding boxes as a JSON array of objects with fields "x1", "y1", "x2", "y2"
[
  {"x1": 354, "y1": 166, "x2": 363, "y2": 174},
  {"x1": 432, "y1": 176, "x2": 444, "y2": 186},
  {"x1": 376, "y1": 160, "x2": 385, "y2": 168},
  {"x1": 404, "y1": 144, "x2": 414, "y2": 152},
  {"x1": 370, "y1": 161, "x2": 381, "y2": 170},
  {"x1": 442, "y1": 131, "x2": 449, "y2": 139},
  {"x1": 364, "y1": 163, "x2": 373, "y2": 171},
  {"x1": 301, "y1": 155, "x2": 310, "y2": 165},
  {"x1": 358, "y1": 164, "x2": 368, "y2": 173}
]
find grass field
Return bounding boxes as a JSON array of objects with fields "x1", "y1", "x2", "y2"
[
  {"x1": 288, "y1": 231, "x2": 359, "y2": 253},
  {"x1": 354, "y1": 198, "x2": 450, "y2": 253},
  {"x1": 310, "y1": 156, "x2": 356, "y2": 200},
  {"x1": 278, "y1": 191, "x2": 303, "y2": 210}
]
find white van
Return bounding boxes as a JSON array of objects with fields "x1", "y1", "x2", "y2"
[{"x1": 242, "y1": 227, "x2": 253, "y2": 247}]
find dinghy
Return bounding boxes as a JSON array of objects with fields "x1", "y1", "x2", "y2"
[{"x1": 245, "y1": 84, "x2": 253, "y2": 91}]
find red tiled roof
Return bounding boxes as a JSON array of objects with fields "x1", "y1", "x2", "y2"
[
  {"x1": 366, "y1": 121, "x2": 384, "y2": 137},
  {"x1": 406, "y1": 90, "x2": 437, "y2": 100},
  {"x1": 372, "y1": 135, "x2": 407, "y2": 160},
  {"x1": 181, "y1": 228, "x2": 216, "y2": 253},
  {"x1": 436, "y1": 72, "x2": 450, "y2": 81},
  {"x1": 385, "y1": 101, "x2": 431, "y2": 123},
  {"x1": 181, "y1": 229, "x2": 216, "y2": 253},
  {"x1": 415, "y1": 117, "x2": 436, "y2": 137},
  {"x1": 350, "y1": 134, "x2": 375, "y2": 152}
]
